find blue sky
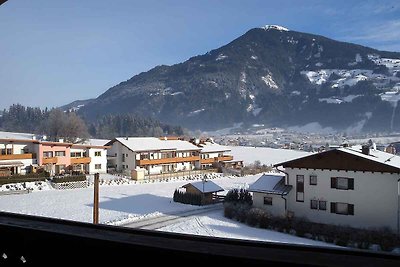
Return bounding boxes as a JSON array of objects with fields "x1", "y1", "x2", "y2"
[{"x1": 0, "y1": 0, "x2": 399, "y2": 109}]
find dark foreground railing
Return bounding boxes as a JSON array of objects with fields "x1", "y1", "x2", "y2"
[{"x1": 0, "y1": 211, "x2": 399, "y2": 266}]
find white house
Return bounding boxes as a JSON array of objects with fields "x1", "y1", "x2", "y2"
[
  {"x1": 250, "y1": 145, "x2": 400, "y2": 233},
  {"x1": 197, "y1": 141, "x2": 233, "y2": 169},
  {"x1": 106, "y1": 137, "x2": 201, "y2": 175},
  {"x1": 0, "y1": 138, "x2": 38, "y2": 175}
]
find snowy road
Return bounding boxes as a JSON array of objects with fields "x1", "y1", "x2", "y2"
[{"x1": 122, "y1": 203, "x2": 223, "y2": 230}]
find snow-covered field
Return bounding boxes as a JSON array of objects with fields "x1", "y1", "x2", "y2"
[
  {"x1": 228, "y1": 146, "x2": 311, "y2": 165},
  {"x1": 0, "y1": 175, "x2": 259, "y2": 224},
  {"x1": 0, "y1": 174, "x2": 335, "y2": 247}
]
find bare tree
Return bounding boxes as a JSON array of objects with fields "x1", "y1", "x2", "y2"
[{"x1": 42, "y1": 109, "x2": 89, "y2": 143}]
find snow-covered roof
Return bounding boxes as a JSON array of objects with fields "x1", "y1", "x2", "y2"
[
  {"x1": 87, "y1": 139, "x2": 111, "y2": 146},
  {"x1": 183, "y1": 180, "x2": 224, "y2": 193},
  {"x1": 248, "y1": 174, "x2": 292, "y2": 195},
  {"x1": 114, "y1": 137, "x2": 200, "y2": 152},
  {"x1": 199, "y1": 142, "x2": 231, "y2": 153},
  {"x1": 0, "y1": 131, "x2": 36, "y2": 140},
  {"x1": 339, "y1": 146, "x2": 400, "y2": 170}
]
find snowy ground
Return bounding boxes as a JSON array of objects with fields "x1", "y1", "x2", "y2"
[
  {"x1": 0, "y1": 175, "x2": 259, "y2": 224},
  {"x1": 0, "y1": 172, "x2": 336, "y2": 247},
  {"x1": 0, "y1": 147, "x2": 338, "y2": 247},
  {"x1": 159, "y1": 210, "x2": 337, "y2": 248}
]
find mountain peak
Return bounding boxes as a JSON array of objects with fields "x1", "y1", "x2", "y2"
[{"x1": 260, "y1": 25, "x2": 289, "y2": 32}]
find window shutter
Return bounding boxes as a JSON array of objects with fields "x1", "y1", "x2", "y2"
[
  {"x1": 348, "y1": 179, "x2": 354, "y2": 190},
  {"x1": 331, "y1": 177, "x2": 337, "y2": 188},
  {"x1": 330, "y1": 202, "x2": 336, "y2": 213},
  {"x1": 348, "y1": 204, "x2": 354, "y2": 215}
]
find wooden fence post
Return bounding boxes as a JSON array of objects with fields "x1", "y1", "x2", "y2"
[{"x1": 93, "y1": 173, "x2": 99, "y2": 224}]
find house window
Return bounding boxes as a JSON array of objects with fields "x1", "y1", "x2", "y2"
[
  {"x1": 330, "y1": 202, "x2": 354, "y2": 215},
  {"x1": 125, "y1": 153, "x2": 128, "y2": 158},
  {"x1": 55, "y1": 151, "x2": 66, "y2": 157},
  {"x1": 310, "y1": 199, "x2": 318, "y2": 209},
  {"x1": 263, "y1": 197, "x2": 272, "y2": 205},
  {"x1": 122, "y1": 154, "x2": 125, "y2": 162},
  {"x1": 319, "y1": 200, "x2": 327, "y2": 210},
  {"x1": 95, "y1": 164, "x2": 101, "y2": 170},
  {"x1": 296, "y1": 175, "x2": 304, "y2": 202},
  {"x1": 331, "y1": 177, "x2": 354, "y2": 190},
  {"x1": 43, "y1": 151, "x2": 53, "y2": 158},
  {"x1": 95, "y1": 151, "x2": 101, "y2": 157},
  {"x1": 309, "y1": 175, "x2": 317, "y2": 185},
  {"x1": 71, "y1": 152, "x2": 82, "y2": 157}
]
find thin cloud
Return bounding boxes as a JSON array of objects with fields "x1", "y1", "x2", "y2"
[{"x1": 342, "y1": 20, "x2": 400, "y2": 43}]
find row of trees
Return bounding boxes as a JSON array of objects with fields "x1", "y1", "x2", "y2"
[
  {"x1": 88, "y1": 114, "x2": 185, "y2": 139},
  {"x1": 0, "y1": 104, "x2": 88, "y2": 142},
  {"x1": 0, "y1": 104, "x2": 185, "y2": 141}
]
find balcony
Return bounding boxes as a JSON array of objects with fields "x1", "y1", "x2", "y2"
[
  {"x1": 137, "y1": 156, "x2": 200, "y2": 166},
  {"x1": 43, "y1": 157, "x2": 58, "y2": 164},
  {"x1": 0, "y1": 153, "x2": 36, "y2": 160},
  {"x1": 217, "y1": 155, "x2": 233, "y2": 161},
  {"x1": 200, "y1": 158, "x2": 215, "y2": 164},
  {"x1": 71, "y1": 157, "x2": 91, "y2": 164}
]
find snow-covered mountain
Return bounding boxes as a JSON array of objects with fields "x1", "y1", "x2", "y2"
[{"x1": 70, "y1": 25, "x2": 400, "y2": 132}]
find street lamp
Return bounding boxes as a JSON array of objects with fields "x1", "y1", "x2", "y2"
[{"x1": 202, "y1": 174, "x2": 208, "y2": 204}]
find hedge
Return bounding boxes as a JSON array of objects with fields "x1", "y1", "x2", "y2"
[
  {"x1": 0, "y1": 172, "x2": 50, "y2": 185},
  {"x1": 52, "y1": 175, "x2": 87, "y2": 183},
  {"x1": 223, "y1": 203, "x2": 400, "y2": 252}
]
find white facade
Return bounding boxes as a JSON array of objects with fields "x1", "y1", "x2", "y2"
[
  {"x1": 107, "y1": 138, "x2": 200, "y2": 175},
  {"x1": 253, "y1": 193, "x2": 286, "y2": 216},
  {"x1": 87, "y1": 148, "x2": 107, "y2": 174},
  {"x1": 284, "y1": 168, "x2": 399, "y2": 231},
  {"x1": 0, "y1": 142, "x2": 37, "y2": 175}
]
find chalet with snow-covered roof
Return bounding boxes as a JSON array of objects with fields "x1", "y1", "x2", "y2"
[
  {"x1": 106, "y1": 137, "x2": 236, "y2": 177},
  {"x1": 262, "y1": 145, "x2": 400, "y2": 232},
  {"x1": 106, "y1": 137, "x2": 202, "y2": 175},
  {"x1": 182, "y1": 180, "x2": 224, "y2": 205}
]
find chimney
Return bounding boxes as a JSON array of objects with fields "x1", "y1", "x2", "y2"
[
  {"x1": 58, "y1": 138, "x2": 64, "y2": 143},
  {"x1": 361, "y1": 145, "x2": 370, "y2": 155}
]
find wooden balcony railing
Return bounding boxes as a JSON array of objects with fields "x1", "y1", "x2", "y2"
[
  {"x1": 200, "y1": 158, "x2": 215, "y2": 164},
  {"x1": 137, "y1": 156, "x2": 200, "y2": 166},
  {"x1": 43, "y1": 157, "x2": 58, "y2": 164},
  {"x1": 71, "y1": 157, "x2": 91, "y2": 164},
  {"x1": 217, "y1": 155, "x2": 233, "y2": 161},
  {"x1": 0, "y1": 153, "x2": 35, "y2": 160}
]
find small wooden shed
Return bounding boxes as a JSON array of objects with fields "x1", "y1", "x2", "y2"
[{"x1": 182, "y1": 180, "x2": 224, "y2": 205}]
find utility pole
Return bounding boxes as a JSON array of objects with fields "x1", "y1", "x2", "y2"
[{"x1": 93, "y1": 173, "x2": 99, "y2": 224}]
